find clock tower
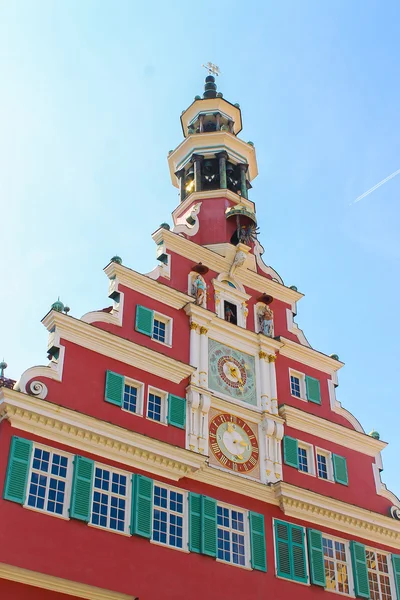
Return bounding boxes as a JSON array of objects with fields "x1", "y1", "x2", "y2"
[{"x1": 1, "y1": 70, "x2": 399, "y2": 600}]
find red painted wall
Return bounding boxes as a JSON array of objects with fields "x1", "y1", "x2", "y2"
[
  {"x1": 0, "y1": 580, "x2": 75, "y2": 599},
  {"x1": 283, "y1": 424, "x2": 391, "y2": 514},
  {"x1": 0, "y1": 423, "x2": 397, "y2": 600},
  {"x1": 27, "y1": 340, "x2": 187, "y2": 447}
]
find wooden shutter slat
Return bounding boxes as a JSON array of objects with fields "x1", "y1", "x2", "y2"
[
  {"x1": 291, "y1": 525, "x2": 308, "y2": 583},
  {"x1": 391, "y1": 554, "x2": 400, "y2": 600},
  {"x1": 69, "y1": 455, "x2": 94, "y2": 522},
  {"x1": 105, "y1": 371, "x2": 124, "y2": 406},
  {"x1": 275, "y1": 520, "x2": 292, "y2": 578},
  {"x1": 305, "y1": 376, "x2": 321, "y2": 404},
  {"x1": 283, "y1": 436, "x2": 299, "y2": 468},
  {"x1": 307, "y1": 528, "x2": 326, "y2": 586},
  {"x1": 249, "y1": 511, "x2": 267, "y2": 572},
  {"x1": 188, "y1": 492, "x2": 202, "y2": 553},
  {"x1": 167, "y1": 394, "x2": 186, "y2": 429},
  {"x1": 350, "y1": 541, "x2": 370, "y2": 598},
  {"x1": 135, "y1": 305, "x2": 154, "y2": 336},
  {"x1": 131, "y1": 474, "x2": 153, "y2": 538},
  {"x1": 3, "y1": 436, "x2": 33, "y2": 504},
  {"x1": 201, "y1": 496, "x2": 217, "y2": 557},
  {"x1": 332, "y1": 454, "x2": 348, "y2": 485}
]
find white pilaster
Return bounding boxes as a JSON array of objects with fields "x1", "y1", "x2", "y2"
[
  {"x1": 258, "y1": 351, "x2": 271, "y2": 412},
  {"x1": 268, "y1": 354, "x2": 278, "y2": 415},
  {"x1": 189, "y1": 321, "x2": 200, "y2": 386},
  {"x1": 273, "y1": 422, "x2": 284, "y2": 481},
  {"x1": 198, "y1": 393, "x2": 211, "y2": 455},
  {"x1": 199, "y1": 326, "x2": 209, "y2": 388},
  {"x1": 186, "y1": 388, "x2": 201, "y2": 452}
]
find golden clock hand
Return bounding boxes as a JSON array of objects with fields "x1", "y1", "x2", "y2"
[
  {"x1": 239, "y1": 440, "x2": 248, "y2": 447},
  {"x1": 236, "y1": 454, "x2": 244, "y2": 460}
]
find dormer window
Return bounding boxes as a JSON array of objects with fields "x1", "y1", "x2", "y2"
[{"x1": 213, "y1": 276, "x2": 251, "y2": 329}]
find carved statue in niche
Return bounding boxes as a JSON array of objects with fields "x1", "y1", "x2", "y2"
[
  {"x1": 191, "y1": 274, "x2": 207, "y2": 306},
  {"x1": 258, "y1": 304, "x2": 274, "y2": 337},
  {"x1": 237, "y1": 223, "x2": 259, "y2": 246}
]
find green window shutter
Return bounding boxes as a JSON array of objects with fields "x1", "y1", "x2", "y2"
[
  {"x1": 291, "y1": 524, "x2": 308, "y2": 583},
  {"x1": 391, "y1": 554, "x2": 400, "y2": 599},
  {"x1": 131, "y1": 474, "x2": 153, "y2": 538},
  {"x1": 167, "y1": 394, "x2": 186, "y2": 429},
  {"x1": 3, "y1": 436, "x2": 33, "y2": 504},
  {"x1": 305, "y1": 375, "x2": 321, "y2": 404},
  {"x1": 350, "y1": 541, "x2": 369, "y2": 598},
  {"x1": 70, "y1": 455, "x2": 94, "y2": 522},
  {"x1": 283, "y1": 436, "x2": 299, "y2": 468},
  {"x1": 275, "y1": 520, "x2": 292, "y2": 579},
  {"x1": 135, "y1": 305, "x2": 154, "y2": 336},
  {"x1": 307, "y1": 529, "x2": 326, "y2": 587},
  {"x1": 188, "y1": 492, "x2": 202, "y2": 553},
  {"x1": 105, "y1": 370, "x2": 124, "y2": 406},
  {"x1": 332, "y1": 454, "x2": 348, "y2": 485},
  {"x1": 201, "y1": 496, "x2": 217, "y2": 557},
  {"x1": 249, "y1": 511, "x2": 267, "y2": 572}
]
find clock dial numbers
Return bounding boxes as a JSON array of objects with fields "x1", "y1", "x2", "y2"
[
  {"x1": 208, "y1": 340, "x2": 257, "y2": 405},
  {"x1": 209, "y1": 413, "x2": 259, "y2": 473}
]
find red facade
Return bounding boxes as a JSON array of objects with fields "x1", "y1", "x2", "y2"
[{"x1": 1, "y1": 76, "x2": 399, "y2": 600}]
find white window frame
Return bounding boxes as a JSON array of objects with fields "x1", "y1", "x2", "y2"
[
  {"x1": 122, "y1": 377, "x2": 144, "y2": 416},
  {"x1": 216, "y1": 501, "x2": 251, "y2": 569},
  {"x1": 321, "y1": 534, "x2": 354, "y2": 596},
  {"x1": 151, "y1": 483, "x2": 188, "y2": 552},
  {"x1": 315, "y1": 447, "x2": 334, "y2": 482},
  {"x1": 365, "y1": 547, "x2": 396, "y2": 600},
  {"x1": 89, "y1": 463, "x2": 131, "y2": 536},
  {"x1": 297, "y1": 442, "x2": 315, "y2": 476},
  {"x1": 289, "y1": 369, "x2": 306, "y2": 401},
  {"x1": 24, "y1": 444, "x2": 73, "y2": 520},
  {"x1": 213, "y1": 278, "x2": 251, "y2": 329},
  {"x1": 146, "y1": 387, "x2": 168, "y2": 425},
  {"x1": 152, "y1": 311, "x2": 172, "y2": 346}
]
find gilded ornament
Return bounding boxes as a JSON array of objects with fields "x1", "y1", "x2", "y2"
[
  {"x1": 190, "y1": 322, "x2": 199, "y2": 331},
  {"x1": 268, "y1": 354, "x2": 276, "y2": 363},
  {"x1": 199, "y1": 326, "x2": 208, "y2": 335},
  {"x1": 258, "y1": 351, "x2": 268, "y2": 360}
]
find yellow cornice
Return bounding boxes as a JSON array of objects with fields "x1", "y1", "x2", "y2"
[
  {"x1": 278, "y1": 336, "x2": 344, "y2": 374},
  {"x1": 41, "y1": 311, "x2": 194, "y2": 384},
  {"x1": 152, "y1": 228, "x2": 303, "y2": 306},
  {"x1": 0, "y1": 563, "x2": 135, "y2": 599},
  {"x1": 104, "y1": 262, "x2": 193, "y2": 310},
  {"x1": 171, "y1": 189, "x2": 255, "y2": 223},
  {"x1": 279, "y1": 404, "x2": 387, "y2": 456},
  {"x1": 0, "y1": 389, "x2": 206, "y2": 481},
  {"x1": 275, "y1": 482, "x2": 400, "y2": 549}
]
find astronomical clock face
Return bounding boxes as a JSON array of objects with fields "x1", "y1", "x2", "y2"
[
  {"x1": 208, "y1": 339, "x2": 257, "y2": 405},
  {"x1": 209, "y1": 413, "x2": 259, "y2": 473}
]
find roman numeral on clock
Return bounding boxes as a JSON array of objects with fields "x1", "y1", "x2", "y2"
[
  {"x1": 249, "y1": 455, "x2": 258, "y2": 466},
  {"x1": 211, "y1": 442, "x2": 220, "y2": 454}
]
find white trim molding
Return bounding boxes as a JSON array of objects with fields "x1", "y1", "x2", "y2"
[
  {"x1": 0, "y1": 388, "x2": 206, "y2": 481},
  {"x1": 278, "y1": 404, "x2": 387, "y2": 457},
  {"x1": 0, "y1": 562, "x2": 136, "y2": 600},
  {"x1": 278, "y1": 336, "x2": 344, "y2": 375},
  {"x1": 104, "y1": 262, "x2": 193, "y2": 310},
  {"x1": 41, "y1": 310, "x2": 194, "y2": 385}
]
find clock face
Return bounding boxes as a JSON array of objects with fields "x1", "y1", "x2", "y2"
[
  {"x1": 208, "y1": 339, "x2": 257, "y2": 405},
  {"x1": 209, "y1": 413, "x2": 259, "y2": 473}
]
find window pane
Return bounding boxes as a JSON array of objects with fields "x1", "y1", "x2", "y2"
[
  {"x1": 123, "y1": 384, "x2": 138, "y2": 413},
  {"x1": 148, "y1": 393, "x2": 162, "y2": 421},
  {"x1": 323, "y1": 536, "x2": 350, "y2": 595},
  {"x1": 217, "y1": 505, "x2": 246, "y2": 566},
  {"x1": 91, "y1": 467, "x2": 128, "y2": 532},
  {"x1": 317, "y1": 453, "x2": 328, "y2": 479},
  {"x1": 153, "y1": 319, "x2": 166, "y2": 343},
  {"x1": 27, "y1": 448, "x2": 69, "y2": 516},
  {"x1": 298, "y1": 447, "x2": 308, "y2": 472},
  {"x1": 152, "y1": 486, "x2": 184, "y2": 549},
  {"x1": 290, "y1": 375, "x2": 301, "y2": 397}
]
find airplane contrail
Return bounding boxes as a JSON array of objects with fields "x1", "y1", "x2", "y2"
[{"x1": 352, "y1": 167, "x2": 400, "y2": 204}]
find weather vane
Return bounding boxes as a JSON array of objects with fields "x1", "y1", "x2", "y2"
[{"x1": 202, "y1": 62, "x2": 221, "y2": 77}]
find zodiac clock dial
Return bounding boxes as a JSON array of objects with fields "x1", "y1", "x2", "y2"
[
  {"x1": 209, "y1": 413, "x2": 259, "y2": 473},
  {"x1": 208, "y1": 339, "x2": 257, "y2": 405}
]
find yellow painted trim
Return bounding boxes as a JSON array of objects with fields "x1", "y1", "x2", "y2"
[
  {"x1": 0, "y1": 562, "x2": 136, "y2": 599},
  {"x1": 104, "y1": 263, "x2": 193, "y2": 310},
  {"x1": 279, "y1": 404, "x2": 387, "y2": 456},
  {"x1": 41, "y1": 311, "x2": 194, "y2": 385},
  {"x1": 152, "y1": 227, "x2": 303, "y2": 306},
  {"x1": 0, "y1": 389, "x2": 206, "y2": 481},
  {"x1": 180, "y1": 97, "x2": 242, "y2": 136},
  {"x1": 278, "y1": 336, "x2": 344, "y2": 374}
]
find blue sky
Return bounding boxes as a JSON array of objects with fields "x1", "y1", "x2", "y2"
[{"x1": 1, "y1": 1, "x2": 399, "y2": 498}]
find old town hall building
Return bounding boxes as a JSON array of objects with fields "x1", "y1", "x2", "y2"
[{"x1": 1, "y1": 73, "x2": 400, "y2": 600}]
